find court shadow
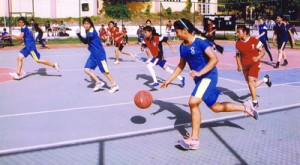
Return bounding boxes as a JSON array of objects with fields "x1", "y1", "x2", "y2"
[
  {"x1": 84, "y1": 76, "x2": 110, "y2": 90},
  {"x1": 130, "y1": 116, "x2": 147, "y2": 124},
  {"x1": 136, "y1": 74, "x2": 164, "y2": 89},
  {"x1": 108, "y1": 57, "x2": 135, "y2": 63},
  {"x1": 151, "y1": 100, "x2": 191, "y2": 137},
  {"x1": 23, "y1": 68, "x2": 61, "y2": 79},
  {"x1": 260, "y1": 60, "x2": 274, "y2": 67},
  {"x1": 218, "y1": 86, "x2": 251, "y2": 103}
]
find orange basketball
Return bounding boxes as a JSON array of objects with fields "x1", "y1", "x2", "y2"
[{"x1": 134, "y1": 90, "x2": 153, "y2": 109}]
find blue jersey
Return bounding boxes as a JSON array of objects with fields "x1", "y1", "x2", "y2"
[
  {"x1": 273, "y1": 23, "x2": 289, "y2": 42},
  {"x1": 180, "y1": 36, "x2": 218, "y2": 82},
  {"x1": 21, "y1": 25, "x2": 36, "y2": 49},
  {"x1": 258, "y1": 23, "x2": 268, "y2": 42},
  {"x1": 86, "y1": 28, "x2": 106, "y2": 60}
]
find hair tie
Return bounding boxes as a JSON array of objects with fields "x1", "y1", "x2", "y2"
[{"x1": 180, "y1": 19, "x2": 189, "y2": 30}]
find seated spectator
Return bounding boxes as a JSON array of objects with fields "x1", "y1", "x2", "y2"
[
  {"x1": 99, "y1": 24, "x2": 109, "y2": 45},
  {"x1": 52, "y1": 21, "x2": 60, "y2": 37},
  {"x1": 45, "y1": 21, "x2": 52, "y2": 37},
  {"x1": 136, "y1": 25, "x2": 144, "y2": 44},
  {"x1": 1, "y1": 28, "x2": 13, "y2": 46},
  {"x1": 59, "y1": 21, "x2": 66, "y2": 33}
]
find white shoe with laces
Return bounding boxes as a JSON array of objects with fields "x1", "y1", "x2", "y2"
[
  {"x1": 93, "y1": 81, "x2": 105, "y2": 92},
  {"x1": 243, "y1": 100, "x2": 259, "y2": 120},
  {"x1": 108, "y1": 85, "x2": 119, "y2": 93},
  {"x1": 9, "y1": 72, "x2": 26, "y2": 80}
]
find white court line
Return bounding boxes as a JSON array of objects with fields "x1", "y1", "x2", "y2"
[
  {"x1": 0, "y1": 95, "x2": 190, "y2": 118},
  {"x1": 2, "y1": 80, "x2": 300, "y2": 119},
  {"x1": 1, "y1": 102, "x2": 299, "y2": 156}
]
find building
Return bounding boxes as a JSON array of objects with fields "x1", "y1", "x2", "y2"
[{"x1": 0, "y1": 0, "x2": 217, "y2": 18}]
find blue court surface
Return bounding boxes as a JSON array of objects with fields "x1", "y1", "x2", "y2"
[{"x1": 0, "y1": 41, "x2": 300, "y2": 165}]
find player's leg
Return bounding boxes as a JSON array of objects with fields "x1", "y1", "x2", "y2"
[
  {"x1": 114, "y1": 46, "x2": 120, "y2": 64},
  {"x1": 281, "y1": 43, "x2": 288, "y2": 66},
  {"x1": 145, "y1": 49, "x2": 151, "y2": 63},
  {"x1": 97, "y1": 59, "x2": 119, "y2": 93},
  {"x1": 32, "y1": 50, "x2": 59, "y2": 71},
  {"x1": 119, "y1": 44, "x2": 132, "y2": 56},
  {"x1": 147, "y1": 58, "x2": 159, "y2": 87}
]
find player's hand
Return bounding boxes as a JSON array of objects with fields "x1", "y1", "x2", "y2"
[
  {"x1": 253, "y1": 56, "x2": 259, "y2": 62},
  {"x1": 75, "y1": 29, "x2": 80, "y2": 34},
  {"x1": 237, "y1": 67, "x2": 242, "y2": 72},
  {"x1": 189, "y1": 70, "x2": 200, "y2": 78},
  {"x1": 171, "y1": 49, "x2": 176, "y2": 54},
  {"x1": 141, "y1": 47, "x2": 144, "y2": 51},
  {"x1": 160, "y1": 81, "x2": 169, "y2": 88}
]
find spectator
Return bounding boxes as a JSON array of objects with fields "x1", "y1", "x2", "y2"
[
  {"x1": 121, "y1": 24, "x2": 128, "y2": 45},
  {"x1": 166, "y1": 20, "x2": 172, "y2": 38},
  {"x1": 59, "y1": 21, "x2": 66, "y2": 34},
  {"x1": 45, "y1": 21, "x2": 52, "y2": 37},
  {"x1": 136, "y1": 25, "x2": 144, "y2": 44},
  {"x1": 99, "y1": 24, "x2": 109, "y2": 45},
  {"x1": 52, "y1": 21, "x2": 60, "y2": 37},
  {"x1": 1, "y1": 28, "x2": 13, "y2": 47}
]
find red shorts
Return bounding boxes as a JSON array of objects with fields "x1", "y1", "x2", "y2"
[{"x1": 242, "y1": 62, "x2": 260, "y2": 81}]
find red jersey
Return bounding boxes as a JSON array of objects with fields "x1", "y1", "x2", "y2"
[
  {"x1": 143, "y1": 36, "x2": 168, "y2": 59},
  {"x1": 107, "y1": 27, "x2": 118, "y2": 39},
  {"x1": 114, "y1": 32, "x2": 124, "y2": 44},
  {"x1": 236, "y1": 36, "x2": 263, "y2": 66},
  {"x1": 99, "y1": 28, "x2": 108, "y2": 37}
]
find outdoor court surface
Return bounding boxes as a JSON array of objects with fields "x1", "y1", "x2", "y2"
[{"x1": 0, "y1": 41, "x2": 300, "y2": 165}]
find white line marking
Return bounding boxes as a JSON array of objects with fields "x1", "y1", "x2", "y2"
[{"x1": 1, "y1": 103, "x2": 299, "y2": 156}]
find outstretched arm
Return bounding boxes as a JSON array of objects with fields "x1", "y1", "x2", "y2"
[
  {"x1": 161, "y1": 57, "x2": 186, "y2": 88},
  {"x1": 9, "y1": 32, "x2": 24, "y2": 40}
]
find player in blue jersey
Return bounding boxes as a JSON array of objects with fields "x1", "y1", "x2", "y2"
[
  {"x1": 161, "y1": 18, "x2": 259, "y2": 150},
  {"x1": 256, "y1": 18, "x2": 273, "y2": 64},
  {"x1": 8, "y1": 17, "x2": 59, "y2": 80},
  {"x1": 76, "y1": 17, "x2": 119, "y2": 93},
  {"x1": 272, "y1": 15, "x2": 293, "y2": 68}
]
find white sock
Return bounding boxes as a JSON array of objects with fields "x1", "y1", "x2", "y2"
[
  {"x1": 263, "y1": 77, "x2": 268, "y2": 82},
  {"x1": 147, "y1": 63, "x2": 158, "y2": 83},
  {"x1": 165, "y1": 67, "x2": 183, "y2": 80}
]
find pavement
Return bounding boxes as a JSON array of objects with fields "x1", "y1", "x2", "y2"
[{"x1": 0, "y1": 41, "x2": 299, "y2": 165}]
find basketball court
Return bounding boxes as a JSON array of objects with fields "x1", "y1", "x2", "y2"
[{"x1": 0, "y1": 41, "x2": 300, "y2": 164}]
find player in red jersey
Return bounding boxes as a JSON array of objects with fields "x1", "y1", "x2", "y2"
[
  {"x1": 141, "y1": 26, "x2": 185, "y2": 88},
  {"x1": 235, "y1": 25, "x2": 272, "y2": 108}
]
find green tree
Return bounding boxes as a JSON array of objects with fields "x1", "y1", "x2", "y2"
[{"x1": 105, "y1": 3, "x2": 131, "y2": 19}]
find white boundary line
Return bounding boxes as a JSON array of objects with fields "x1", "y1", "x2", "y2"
[
  {"x1": 2, "y1": 81, "x2": 300, "y2": 118},
  {"x1": 1, "y1": 102, "x2": 299, "y2": 156}
]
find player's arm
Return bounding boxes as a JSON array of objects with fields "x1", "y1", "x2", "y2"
[
  {"x1": 256, "y1": 31, "x2": 265, "y2": 39},
  {"x1": 254, "y1": 44, "x2": 265, "y2": 62},
  {"x1": 288, "y1": 29, "x2": 296, "y2": 45},
  {"x1": 235, "y1": 51, "x2": 242, "y2": 72},
  {"x1": 161, "y1": 57, "x2": 186, "y2": 88},
  {"x1": 10, "y1": 32, "x2": 24, "y2": 40},
  {"x1": 189, "y1": 47, "x2": 218, "y2": 78},
  {"x1": 140, "y1": 41, "x2": 146, "y2": 51}
]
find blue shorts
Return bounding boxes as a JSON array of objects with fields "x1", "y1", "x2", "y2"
[
  {"x1": 150, "y1": 58, "x2": 167, "y2": 68},
  {"x1": 20, "y1": 47, "x2": 40, "y2": 61},
  {"x1": 192, "y1": 76, "x2": 220, "y2": 107},
  {"x1": 84, "y1": 56, "x2": 109, "y2": 73}
]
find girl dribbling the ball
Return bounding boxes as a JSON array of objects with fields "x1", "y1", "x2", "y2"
[{"x1": 161, "y1": 18, "x2": 259, "y2": 150}]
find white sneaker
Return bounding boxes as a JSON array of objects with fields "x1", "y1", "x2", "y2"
[
  {"x1": 9, "y1": 72, "x2": 26, "y2": 80},
  {"x1": 146, "y1": 58, "x2": 151, "y2": 64},
  {"x1": 93, "y1": 81, "x2": 105, "y2": 92},
  {"x1": 54, "y1": 63, "x2": 60, "y2": 71},
  {"x1": 114, "y1": 60, "x2": 120, "y2": 64},
  {"x1": 108, "y1": 85, "x2": 119, "y2": 93}
]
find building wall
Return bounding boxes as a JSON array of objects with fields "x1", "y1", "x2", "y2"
[{"x1": 0, "y1": 0, "x2": 97, "y2": 18}]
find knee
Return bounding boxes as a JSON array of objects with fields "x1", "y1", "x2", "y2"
[
  {"x1": 189, "y1": 99, "x2": 200, "y2": 109},
  {"x1": 210, "y1": 103, "x2": 222, "y2": 113},
  {"x1": 84, "y1": 68, "x2": 90, "y2": 74}
]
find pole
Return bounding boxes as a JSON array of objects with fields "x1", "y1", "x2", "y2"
[
  {"x1": 122, "y1": 0, "x2": 124, "y2": 25},
  {"x1": 160, "y1": 2, "x2": 162, "y2": 35},
  {"x1": 32, "y1": 0, "x2": 35, "y2": 18},
  {"x1": 8, "y1": 0, "x2": 11, "y2": 34},
  {"x1": 79, "y1": 0, "x2": 81, "y2": 30}
]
